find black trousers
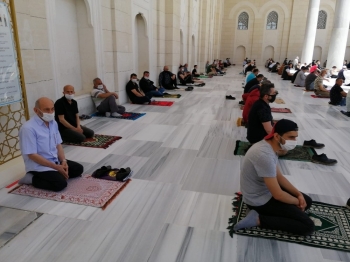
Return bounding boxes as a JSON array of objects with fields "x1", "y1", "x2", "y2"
[
  {"x1": 247, "y1": 192, "x2": 314, "y2": 236},
  {"x1": 163, "y1": 77, "x2": 178, "y2": 89},
  {"x1": 180, "y1": 75, "x2": 193, "y2": 85},
  {"x1": 60, "y1": 126, "x2": 94, "y2": 143},
  {"x1": 31, "y1": 160, "x2": 84, "y2": 192},
  {"x1": 131, "y1": 94, "x2": 152, "y2": 104}
]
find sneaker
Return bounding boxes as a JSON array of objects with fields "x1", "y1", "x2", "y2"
[
  {"x1": 115, "y1": 167, "x2": 132, "y2": 182},
  {"x1": 303, "y1": 139, "x2": 325, "y2": 149},
  {"x1": 238, "y1": 100, "x2": 245, "y2": 105},
  {"x1": 226, "y1": 95, "x2": 236, "y2": 100},
  {"x1": 311, "y1": 153, "x2": 337, "y2": 166},
  {"x1": 111, "y1": 112, "x2": 122, "y2": 117},
  {"x1": 341, "y1": 110, "x2": 350, "y2": 117},
  {"x1": 346, "y1": 198, "x2": 350, "y2": 209},
  {"x1": 105, "y1": 112, "x2": 111, "y2": 117}
]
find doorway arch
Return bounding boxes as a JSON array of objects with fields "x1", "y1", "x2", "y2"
[
  {"x1": 313, "y1": 46, "x2": 322, "y2": 62},
  {"x1": 234, "y1": 45, "x2": 246, "y2": 64},
  {"x1": 135, "y1": 14, "x2": 149, "y2": 76},
  {"x1": 263, "y1": 45, "x2": 274, "y2": 62}
]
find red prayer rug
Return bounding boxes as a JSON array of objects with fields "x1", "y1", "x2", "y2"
[
  {"x1": 149, "y1": 101, "x2": 174, "y2": 106},
  {"x1": 62, "y1": 134, "x2": 122, "y2": 149},
  {"x1": 310, "y1": 95, "x2": 329, "y2": 99},
  {"x1": 9, "y1": 176, "x2": 131, "y2": 210},
  {"x1": 271, "y1": 108, "x2": 292, "y2": 113}
]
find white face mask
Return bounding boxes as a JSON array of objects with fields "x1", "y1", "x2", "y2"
[
  {"x1": 65, "y1": 94, "x2": 74, "y2": 100},
  {"x1": 144, "y1": 77, "x2": 149, "y2": 80},
  {"x1": 97, "y1": 85, "x2": 103, "y2": 90},
  {"x1": 38, "y1": 109, "x2": 55, "y2": 122},
  {"x1": 279, "y1": 137, "x2": 297, "y2": 151},
  {"x1": 132, "y1": 79, "x2": 137, "y2": 83}
]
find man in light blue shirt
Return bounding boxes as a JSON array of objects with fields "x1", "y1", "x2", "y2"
[
  {"x1": 246, "y1": 68, "x2": 259, "y2": 84},
  {"x1": 19, "y1": 97, "x2": 83, "y2": 191}
]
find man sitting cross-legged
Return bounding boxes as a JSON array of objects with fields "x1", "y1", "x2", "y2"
[
  {"x1": 177, "y1": 65, "x2": 205, "y2": 86},
  {"x1": 329, "y1": 78, "x2": 347, "y2": 106},
  {"x1": 234, "y1": 119, "x2": 315, "y2": 236},
  {"x1": 19, "y1": 97, "x2": 84, "y2": 192},
  {"x1": 126, "y1": 73, "x2": 152, "y2": 104},
  {"x1": 243, "y1": 74, "x2": 264, "y2": 93},
  {"x1": 55, "y1": 85, "x2": 94, "y2": 143},
  {"x1": 314, "y1": 69, "x2": 330, "y2": 98},
  {"x1": 139, "y1": 71, "x2": 165, "y2": 97},
  {"x1": 159, "y1": 66, "x2": 178, "y2": 90},
  {"x1": 294, "y1": 66, "x2": 308, "y2": 87},
  {"x1": 91, "y1": 78, "x2": 126, "y2": 117}
]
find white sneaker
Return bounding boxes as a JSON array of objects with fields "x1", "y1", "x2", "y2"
[
  {"x1": 105, "y1": 112, "x2": 111, "y2": 117},
  {"x1": 111, "y1": 112, "x2": 122, "y2": 117}
]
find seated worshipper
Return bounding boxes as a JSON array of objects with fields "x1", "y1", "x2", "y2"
[
  {"x1": 243, "y1": 74, "x2": 264, "y2": 93},
  {"x1": 159, "y1": 66, "x2": 178, "y2": 90},
  {"x1": 283, "y1": 58, "x2": 288, "y2": 65},
  {"x1": 282, "y1": 63, "x2": 294, "y2": 80},
  {"x1": 246, "y1": 68, "x2": 259, "y2": 84},
  {"x1": 314, "y1": 69, "x2": 330, "y2": 98},
  {"x1": 294, "y1": 66, "x2": 308, "y2": 87},
  {"x1": 183, "y1": 63, "x2": 191, "y2": 74},
  {"x1": 246, "y1": 84, "x2": 277, "y2": 144},
  {"x1": 126, "y1": 73, "x2": 152, "y2": 104},
  {"x1": 244, "y1": 61, "x2": 254, "y2": 76},
  {"x1": 192, "y1": 65, "x2": 200, "y2": 77},
  {"x1": 270, "y1": 62, "x2": 280, "y2": 73},
  {"x1": 139, "y1": 71, "x2": 165, "y2": 97},
  {"x1": 19, "y1": 97, "x2": 84, "y2": 192},
  {"x1": 329, "y1": 78, "x2": 347, "y2": 106},
  {"x1": 207, "y1": 64, "x2": 217, "y2": 76},
  {"x1": 91, "y1": 78, "x2": 125, "y2": 117},
  {"x1": 291, "y1": 67, "x2": 301, "y2": 84},
  {"x1": 293, "y1": 56, "x2": 299, "y2": 68},
  {"x1": 338, "y1": 66, "x2": 347, "y2": 82},
  {"x1": 55, "y1": 85, "x2": 94, "y2": 143},
  {"x1": 316, "y1": 60, "x2": 322, "y2": 69},
  {"x1": 178, "y1": 65, "x2": 205, "y2": 85},
  {"x1": 234, "y1": 119, "x2": 314, "y2": 236},
  {"x1": 330, "y1": 66, "x2": 338, "y2": 78},
  {"x1": 305, "y1": 67, "x2": 318, "y2": 91}
]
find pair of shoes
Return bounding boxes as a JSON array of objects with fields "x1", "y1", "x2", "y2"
[
  {"x1": 115, "y1": 167, "x2": 133, "y2": 182},
  {"x1": 311, "y1": 153, "x2": 337, "y2": 166},
  {"x1": 79, "y1": 114, "x2": 92, "y2": 120},
  {"x1": 341, "y1": 110, "x2": 350, "y2": 117},
  {"x1": 303, "y1": 139, "x2": 325, "y2": 149},
  {"x1": 185, "y1": 87, "x2": 193, "y2": 91},
  {"x1": 238, "y1": 100, "x2": 245, "y2": 105},
  {"x1": 226, "y1": 95, "x2": 236, "y2": 100}
]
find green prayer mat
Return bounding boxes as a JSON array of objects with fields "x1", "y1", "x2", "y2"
[
  {"x1": 234, "y1": 140, "x2": 317, "y2": 162},
  {"x1": 198, "y1": 75, "x2": 211, "y2": 78},
  {"x1": 163, "y1": 94, "x2": 181, "y2": 98},
  {"x1": 62, "y1": 134, "x2": 122, "y2": 149},
  {"x1": 228, "y1": 193, "x2": 350, "y2": 252}
]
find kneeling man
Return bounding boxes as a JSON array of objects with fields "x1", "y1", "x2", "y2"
[
  {"x1": 55, "y1": 85, "x2": 94, "y2": 143},
  {"x1": 235, "y1": 119, "x2": 314, "y2": 236},
  {"x1": 19, "y1": 97, "x2": 84, "y2": 192}
]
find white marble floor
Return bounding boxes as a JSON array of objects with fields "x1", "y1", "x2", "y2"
[{"x1": 1, "y1": 67, "x2": 350, "y2": 262}]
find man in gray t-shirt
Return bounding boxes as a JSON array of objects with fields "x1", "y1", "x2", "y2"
[{"x1": 236, "y1": 119, "x2": 315, "y2": 236}]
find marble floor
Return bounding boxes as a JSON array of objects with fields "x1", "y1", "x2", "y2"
[{"x1": 1, "y1": 67, "x2": 350, "y2": 262}]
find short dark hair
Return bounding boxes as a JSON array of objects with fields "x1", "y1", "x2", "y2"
[
  {"x1": 194, "y1": 65, "x2": 197, "y2": 67},
  {"x1": 336, "y1": 78, "x2": 344, "y2": 82},
  {"x1": 261, "y1": 80, "x2": 271, "y2": 85},
  {"x1": 252, "y1": 68, "x2": 259, "y2": 73},
  {"x1": 256, "y1": 74, "x2": 264, "y2": 79},
  {"x1": 130, "y1": 73, "x2": 137, "y2": 78},
  {"x1": 259, "y1": 83, "x2": 274, "y2": 98},
  {"x1": 143, "y1": 71, "x2": 149, "y2": 75},
  {"x1": 93, "y1": 78, "x2": 100, "y2": 84}
]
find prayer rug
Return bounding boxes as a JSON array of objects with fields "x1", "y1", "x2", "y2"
[
  {"x1": 227, "y1": 193, "x2": 350, "y2": 252},
  {"x1": 62, "y1": 134, "x2": 122, "y2": 149},
  {"x1": 275, "y1": 98, "x2": 285, "y2": 104},
  {"x1": 91, "y1": 112, "x2": 146, "y2": 120},
  {"x1": 163, "y1": 94, "x2": 181, "y2": 98},
  {"x1": 149, "y1": 101, "x2": 174, "y2": 106},
  {"x1": 198, "y1": 75, "x2": 212, "y2": 78},
  {"x1": 271, "y1": 108, "x2": 292, "y2": 113},
  {"x1": 234, "y1": 140, "x2": 316, "y2": 162},
  {"x1": 311, "y1": 95, "x2": 329, "y2": 99},
  {"x1": 9, "y1": 176, "x2": 131, "y2": 210}
]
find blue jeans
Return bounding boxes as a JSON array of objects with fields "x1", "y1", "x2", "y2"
[
  {"x1": 146, "y1": 88, "x2": 165, "y2": 97},
  {"x1": 339, "y1": 97, "x2": 346, "y2": 106}
]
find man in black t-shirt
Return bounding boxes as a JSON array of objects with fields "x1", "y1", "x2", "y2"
[
  {"x1": 139, "y1": 71, "x2": 165, "y2": 97},
  {"x1": 329, "y1": 78, "x2": 347, "y2": 106},
  {"x1": 126, "y1": 73, "x2": 152, "y2": 104},
  {"x1": 55, "y1": 85, "x2": 94, "y2": 143},
  {"x1": 159, "y1": 66, "x2": 178, "y2": 90},
  {"x1": 192, "y1": 65, "x2": 200, "y2": 77},
  {"x1": 243, "y1": 74, "x2": 264, "y2": 93},
  {"x1": 247, "y1": 84, "x2": 277, "y2": 144}
]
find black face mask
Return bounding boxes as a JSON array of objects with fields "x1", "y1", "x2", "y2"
[{"x1": 268, "y1": 94, "x2": 277, "y2": 103}]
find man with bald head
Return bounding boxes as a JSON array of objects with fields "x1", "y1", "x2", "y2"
[
  {"x1": 19, "y1": 97, "x2": 84, "y2": 192},
  {"x1": 54, "y1": 85, "x2": 94, "y2": 143},
  {"x1": 159, "y1": 65, "x2": 178, "y2": 90}
]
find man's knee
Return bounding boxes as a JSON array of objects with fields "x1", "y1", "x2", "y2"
[
  {"x1": 301, "y1": 218, "x2": 315, "y2": 236},
  {"x1": 52, "y1": 179, "x2": 67, "y2": 192}
]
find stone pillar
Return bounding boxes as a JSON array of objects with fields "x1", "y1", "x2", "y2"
[
  {"x1": 300, "y1": 0, "x2": 320, "y2": 64},
  {"x1": 326, "y1": 0, "x2": 350, "y2": 69}
]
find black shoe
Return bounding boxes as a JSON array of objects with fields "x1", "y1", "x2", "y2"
[
  {"x1": 303, "y1": 139, "x2": 325, "y2": 149},
  {"x1": 238, "y1": 100, "x2": 245, "y2": 105},
  {"x1": 346, "y1": 198, "x2": 350, "y2": 209},
  {"x1": 115, "y1": 167, "x2": 132, "y2": 182},
  {"x1": 341, "y1": 110, "x2": 350, "y2": 117},
  {"x1": 311, "y1": 154, "x2": 337, "y2": 166},
  {"x1": 226, "y1": 95, "x2": 236, "y2": 100},
  {"x1": 346, "y1": 83, "x2": 350, "y2": 86},
  {"x1": 185, "y1": 87, "x2": 193, "y2": 91}
]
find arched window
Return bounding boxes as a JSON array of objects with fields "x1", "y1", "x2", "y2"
[
  {"x1": 266, "y1": 11, "x2": 278, "y2": 30},
  {"x1": 317, "y1": 10, "x2": 327, "y2": 29},
  {"x1": 237, "y1": 12, "x2": 249, "y2": 30}
]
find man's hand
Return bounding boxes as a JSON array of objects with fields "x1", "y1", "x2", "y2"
[
  {"x1": 171, "y1": 75, "x2": 175, "y2": 80},
  {"x1": 113, "y1": 93, "x2": 118, "y2": 99},
  {"x1": 297, "y1": 194, "x2": 307, "y2": 211},
  {"x1": 76, "y1": 127, "x2": 83, "y2": 134},
  {"x1": 55, "y1": 164, "x2": 69, "y2": 179}
]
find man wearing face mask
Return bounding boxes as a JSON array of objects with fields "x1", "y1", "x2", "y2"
[
  {"x1": 91, "y1": 78, "x2": 126, "y2": 117},
  {"x1": 18, "y1": 97, "x2": 84, "y2": 192},
  {"x1": 126, "y1": 73, "x2": 152, "y2": 104},
  {"x1": 234, "y1": 119, "x2": 315, "y2": 236},
  {"x1": 54, "y1": 85, "x2": 94, "y2": 143},
  {"x1": 246, "y1": 84, "x2": 277, "y2": 144},
  {"x1": 139, "y1": 71, "x2": 165, "y2": 97}
]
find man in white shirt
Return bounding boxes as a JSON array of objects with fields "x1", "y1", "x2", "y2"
[{"x1": 91, "y1": 78, "x2": 125, "y2": 117}]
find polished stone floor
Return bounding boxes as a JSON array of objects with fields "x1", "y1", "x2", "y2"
[{"x1": 1, "y1": 67, "x2": 350, "y2": 262}]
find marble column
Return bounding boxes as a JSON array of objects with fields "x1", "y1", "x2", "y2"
[
  {"x1": 300, "y1": 0, "x2": 320, "y2": 64},
  {"x1": 326, "y1": 0, "x2": 350, "y2": 69}
]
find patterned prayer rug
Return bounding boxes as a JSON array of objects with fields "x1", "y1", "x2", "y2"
[
  {"x1": 234, "y1": 140, "x2": 317, "y2": 162},
  {"x1": 62, "y1": 134, "x2": 122, "y2": 149},
  {"x1": 163, "y1": 94, "x2": 181, "y2": 98},
  {"x1": 275, "y1": 98, "x2": 285, "y2": 104},
  {"x1": 149, "y1": 101, "x2": 174, "y2": 106},
  {"x1": 198, "y1": 75, "x2": 212, "y2": 78},
  {"x1": 227, "y1": 193, "x2": 350, "y2": 252},
  {"x1": 91, "y1": 112, "x2": 146, "y2": 120},
  {"x1": 271, "y1": 107, "x2": 292, "y2": 113},
  {"x1": 10, "y1": 176, "x2": 131, "y2": 210},
  {"x1": 311, "y1": 95, "x2": 329, "y2": 99}
]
